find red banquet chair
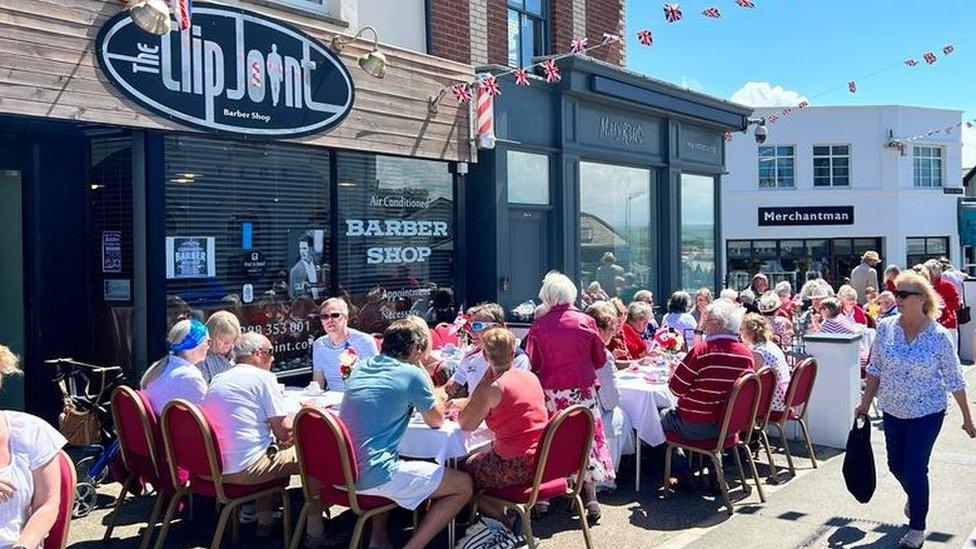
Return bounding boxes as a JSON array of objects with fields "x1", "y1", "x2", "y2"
[
  {"x1": 752, "y1": 366, "x2": 779, "y2": 482},
  {"x1": 769, "y1": 358, "x2": 819, "y2": 476},
  {"x1": 106, "y1": 386, "x2": 185, "y2": 549},
  {"x1": 158, "y1": 399, "x2": 291, "y2": 549},
  {"x1": 44, "y1": 451, "x2": 77, "y2": 549},
  {"x1": 472, "y1": 404, "x2": 595, "y2": 549},
  {"x1": 290, "y1": 407, "x2": 397, "y2": 549},
  {"x1": 663, "y1": 372, "x2": 764, "y2": 515}
]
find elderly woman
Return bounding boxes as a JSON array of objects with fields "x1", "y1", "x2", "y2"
[
  {"x1": 774, "y1": 281, "x2": 796, "y2": 318},
  {"x1": 739, "y1": 289, "x2": 760, "y2": 315},
  {"x1": 759, "y1": 292, "x2": 794, "y2": 348},
  {"x1": 816, "y1": 298, "x2": 859, "y2": 335},
  {"x1": 739, "y1": 314, "x2": 791, "y2": 412},
  {"x1": 586, "y1": 302, "x2": 635, "y2": 488},
  {"x1": 141, "y1": 319, "x2": 210, "y2": 416},
  {"x1": 312, "y1": 297, "x2": 379, "y2": 392},
  {"x1": 883, "y1": 264, "x2": 900, "y2": 292},
  {"x1": 923, "y1": 259, "x2": 960, "y2": 343},
  {"x1": 856, "y1": 272, "x2": 975, "y2": 548},
  {"x1": 633, "y1": 290, "x2": 660, "y2": 339},
  {"x1": 692, "y1": 287, "x2": 713, "y2": 325},
  {"x1": 525, "y1": 272, "x2": 615, "y2": 519},
  {"x1": 837, "y1": 285, "x2": 869, "y2": 326},
  {"x1": 619, "y1": 301, "x2": 652, "y2": 359},
  {"x1": 0, "y1": 346, "x2": 68, "y2": 549},
  {"x1": 198, "y1": 310, "x2": 241, "y2": 384},
  {"x1": 662, "y1": 291, "x2": 698, "y2": 346},
  {"x1": 444, "y1": 303, "x2": 530, "y2": 399},
  {"x1": 750, "y1": 272, "x2": 770, "y2": 296}
]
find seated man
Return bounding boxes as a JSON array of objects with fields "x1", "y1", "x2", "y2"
[
  {"x1": 443, "y1": 302, "x2": 530, "y2": 399},
  {"x1": 661, "y1": 300, "x2": 755, "y2": 441},
  {"x1": 203, "y1": 332, "x2": 325, "y2": 544},
  {"x1": 341, "y1": 317, "x2": 473, "y2": 549}
]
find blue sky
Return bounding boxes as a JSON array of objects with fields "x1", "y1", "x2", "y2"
[{"x1": 624, "y1": 0, "x2": 976, "y2": 163}]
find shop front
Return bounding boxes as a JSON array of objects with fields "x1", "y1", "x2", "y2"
[
  {"x1": 0, "y1": 1, "x2": 473, "y2": 414},
  {"x1": 465, "y1": 57, "x2": 751, "y2": 315}
]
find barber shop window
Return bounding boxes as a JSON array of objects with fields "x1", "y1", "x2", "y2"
[
  {"x1": 164, "y1": 135, "x2": 331, "y2": 375},
  {"x1": 508, "y1": 0, "x2": 547, "y2": 67},
  {"x1": 336, "y1": 152, "x2": 455, "y2": 334}
]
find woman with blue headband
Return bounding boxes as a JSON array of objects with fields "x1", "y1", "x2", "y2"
[{"x1": 141, "y1": 319, "x2": 211, "y2": 416}]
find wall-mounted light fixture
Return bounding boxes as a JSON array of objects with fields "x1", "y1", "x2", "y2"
[
  {"x1": 331, "y1": 26, "x2": 387, "y2": 79},
  {"x1": 128, "y1": 0, "x2": 171, "y2": 35}
]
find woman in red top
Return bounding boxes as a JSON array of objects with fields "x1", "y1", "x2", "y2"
[
  {"x1": 924, "y1": 259, "x2": 959, "y2": 333},
  {"x1": 459, "y1": 328, "x2": 547, "y2": 538},
  {"x1": 884, "y1": 264, "x2": 900, "y2": 293},
  {"x1": 524, "y1": 271, "x2": 615, "y2": 519},
  {"x1": 838, "y1": 285, "x2": 869, "y2": 325}
]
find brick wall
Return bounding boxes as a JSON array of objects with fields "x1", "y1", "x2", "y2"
[
  {"x1": 486, "y1": 0, "x2": 508, "y2": 66},
  {"x1": 549, "y1": 0, "x2": 575, "y2": 61},
  {"x1": 585, "y1": 0, "x2": 625, "y2": 65},
  {"x1": 428, "y1": 0, "x2": 471, "y2": 64}
]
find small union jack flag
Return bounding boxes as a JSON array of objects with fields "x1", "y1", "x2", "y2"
[
  {"x1": 924, "y1": 52, "x2": 937, "y2": 64},
  {"x1": 479, "y1": 74, "x2": 501, "y2": 97},
  {"x1": 602, "y1": 33, "x2": 621, "y2": 45},
  {"x1": 768, "y1": 114, "x2": 779, "y2": 124},
  {"x1": 945, "y1": 126, "x2": 954, "y2": 134},
  {"x1": 724, "y1": 132, "x2": 733, "y2": 142},
  {"x1": 570, "y1": 36, "x2": 588, "y2": 54},
  {"x1": 702, "y1": 7, "x2": 721, "y2": 18},
  {"x1": 943, "y1": 44, "x2": 955, "y2": 55},
  {"x1": 663, "y1": 4, "x2": 683, "y2": 22},
  {"x1": 542, "y1": 59, "x2": 561, "y2": 83},
  {"x1": 797, "y1": 100, "x2": 809, "y2": 108},
  {"x1": 451, "y1": 83, "x2": 471, "y2": 103},
  {"x1": 905, "y1": 59, "x2": 919, "y2": 67},
  {"x1": 735, "y1": 0, "x2": 755, "y2": 8},
  {"x1": 514, "y1": 68, "x2": 530, "y2": 87},
  {"x1": 636, "y1": 29, "x2": 653, "y2": 46},
  {"x1": 967, "y1": 122, "x2": 974, "y2": 129},
  {"x1": 848, "y1": 80, "x2": 857, "y2": 93}
]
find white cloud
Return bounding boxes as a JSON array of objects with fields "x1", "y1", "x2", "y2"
[
  {"x1": 679, "y1": 76, "x2": 703, "y2": 92},
  {"x1": 730, "y1": 81, "x2": 809, "y2": 107},
  {"x1": 963, "y1": 121, "x2": 976, "y2": 170}
]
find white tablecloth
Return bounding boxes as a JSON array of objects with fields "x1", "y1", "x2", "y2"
[
  {"x1": 281, "y1": 388, "x2": 492, "y2": 464},
  {"x1": 614, "y1": 372, "x2": 676, "y2": 447}
]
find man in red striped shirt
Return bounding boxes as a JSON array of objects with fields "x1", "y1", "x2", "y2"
[{"x1": 661, "y1": 300, "x2": 754, "y2": 440}]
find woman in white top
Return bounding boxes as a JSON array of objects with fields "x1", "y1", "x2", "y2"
[
  {"x1": 1, "y1": 345, "x2": 68, "y2": 549},
  {"x1": 141, "y1": 319, "x2": 210, "y2": 416},
  {"x1": 585, "y1": 301, "x2": 635, "y2": 490},
  {"x1": 739, "y1": 314, "x2": 791, "y2": 413},
  {"x1": 661, "y1": 291, "x2": 697, "y2": 349}
]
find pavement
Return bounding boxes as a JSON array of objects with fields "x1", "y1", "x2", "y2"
[{"x1": 68, "y1": 367, "x2": 976, "y2": 548}]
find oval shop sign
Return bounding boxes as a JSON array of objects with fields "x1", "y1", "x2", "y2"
[{"x1": 96, "y1": 3, "x2": 354, "y2": 138}]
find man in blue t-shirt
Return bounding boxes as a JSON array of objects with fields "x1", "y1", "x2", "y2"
[{"x1": 340, "y1": 316, "x2": 473, "y2": 549}]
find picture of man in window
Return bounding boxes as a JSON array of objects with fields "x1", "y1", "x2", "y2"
[{"x1": 289, "y1": 236, "x2": 322, "y2": 299}]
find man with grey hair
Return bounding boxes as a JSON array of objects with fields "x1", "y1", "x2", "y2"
[
  {"x1": 660, "y1": 300, "x2": 754, "y2": 443},
  {"x1": 203, "y1": 332, "x2": 326, "y2": 542}
]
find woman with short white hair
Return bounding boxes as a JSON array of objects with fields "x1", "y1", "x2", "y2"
[
  {"x1": 837, "y1": 285, "x2": 868, "y2": 326},
  {"x1": 0, "y1": 345, "x2": 68, "y2": 549}
]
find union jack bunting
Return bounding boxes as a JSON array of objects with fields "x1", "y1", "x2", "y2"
[
  {"x1": 702, "y1": 7, "x2": 721, "y2": 18},
  {"x1": 943, "y1": 44, "x2": 955, "y2": 55},
  {"x1": 735, "y1": 0, "x2": 755, "y2": 8},
  {"x1": 924, "y1": 52, "x2": 937, "y2": 64},
  {"x1": 602, "y1": 33, "x2": 621, "y2": 44},
  {"x1": 848, "y1": 80, "x2": 857, "y2": 93},
  {"x1": 797, "y1": 100, "x2": 809, "y2": 108},
  {"x1": 724, "y1": 132, "x2": 733, "y2": 142},
  {"x1": 967, "y1": 122, "x2": 974, "y2": 129},
  {"x1": 663, "y1": 4, "x2": 683, "y2": 22},
  {"x1": 945, "y1": 126, "x2": 954, "y2": 134},
  {"x1": 542, "y1": 59, "x2": 561, "y2": 83},
  {"x1": 636, "y1": 29, "x2": 654, "y2": 46},
  {"x1": 904, "y1": 59, "x2": 919, "y2": 67},
  {"x1": 479, "y1": 74, "x2": 501, "y2": 97},
  {"x1": 171, "y1": 0, "x2": 192, "y2": 31},
  {"x1": 570, "y1": 36, "x2": 588, "y2": 54},
  {"x1": 768, "y1": 114, "x2": 779, "y2": 124},
  {"x1": 451, "y1": 83, "x2": 471, "y2": 103},
  {"x1": 514, "y1": 68, "x2": 530, "y2": 87}
]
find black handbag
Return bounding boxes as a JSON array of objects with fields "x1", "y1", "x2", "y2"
[
  {"x1": 842, "y1": 414, "x2": 876, "y2": 503},
  {"x1": 958, "y1": 284, "x2": 971, "y2": 325}
]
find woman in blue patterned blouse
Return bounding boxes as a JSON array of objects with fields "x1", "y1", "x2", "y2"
[{"x1": 856, "y1": 271, "x2": 975, "y2": 549}]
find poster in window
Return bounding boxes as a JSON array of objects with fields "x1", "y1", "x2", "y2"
[
  {"x1": 102, "y1": 231, "x2": 122, "y2": 273},
  {"x1": 166, "y1": 236, "x2": 216, "y2": 279}
]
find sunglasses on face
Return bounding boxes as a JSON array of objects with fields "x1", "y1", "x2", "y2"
[
  {"x1": 319, "y1": 312, "x2": 343, "y2": 320},
  {"x1": 893, "y1": 290, "x2": 921, "y2": 300},
  {"x1": 470, "y1": 321, "x2": 497, "y2": 332}
]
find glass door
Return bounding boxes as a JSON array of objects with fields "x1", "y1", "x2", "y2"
[{"x1": 0, "y1": 169, "x2": 25, "y2": 409}]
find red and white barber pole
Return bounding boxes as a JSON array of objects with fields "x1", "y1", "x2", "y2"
[{"x1": 475, "y1": 74, "x2": 496, "y2": 150}]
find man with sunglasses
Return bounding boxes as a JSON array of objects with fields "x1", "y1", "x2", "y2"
[
  {"x1": 311, "y1": 298, "x2": 379, "y2": 392},
  {"x1": 443, "y1": 303, "x2": 530, "y2": 399}
]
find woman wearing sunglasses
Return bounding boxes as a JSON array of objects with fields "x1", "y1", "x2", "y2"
[
  {"x1": 311, "y1": 297, "x2": 379, "y2": 392},
  {"x1": 443, "y1": 303, "x2": 530, "y2": 399},
  {"x1": 856, "y1": 271, "x2": 975, "y2": 548}
]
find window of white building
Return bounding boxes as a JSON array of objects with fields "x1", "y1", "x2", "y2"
[
  {"x1": 913, "y1": 146, "x2": 943, "y2": 188},
  {"x1": 906, "y1": 236, "x2": 949, "y2": 266},
  {"x1": 758, "y1": 146, "x2": 795, "y2": 188},
  {"x1": 813, "y1": 145, "x2": 850, "y2": 187}
]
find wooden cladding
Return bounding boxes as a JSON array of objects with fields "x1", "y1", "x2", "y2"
[{"x1": 0, "y1": 0, "x2": 475, "y2": 162}]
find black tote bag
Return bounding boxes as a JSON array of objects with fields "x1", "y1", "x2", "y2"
[{"x1": 843, "y1": 414, "x2": 876, "y2": 503}]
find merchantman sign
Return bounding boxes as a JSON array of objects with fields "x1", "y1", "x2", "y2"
[
  {"x1": 96, "y1": 3, "x2": 354, "y2": 138},
  {"x1": 758, "y1": 206, "x2": 854, "y2": 226}
]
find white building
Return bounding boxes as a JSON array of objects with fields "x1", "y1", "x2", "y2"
[{"x1": 722, "y1": 105, "x2": 963, "y2": 291}]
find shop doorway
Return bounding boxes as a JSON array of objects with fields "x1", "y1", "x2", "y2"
[
  {"x1": 504, "y1": 208, "x2": 550, "y2": 316},
  {"x1": 0, "y1": 169, "x2": 25, "y2": 409}
]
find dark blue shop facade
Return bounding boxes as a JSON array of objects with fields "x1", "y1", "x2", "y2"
[{"x1": 464, "y1": 57, "x2": 752, "y2": 314}]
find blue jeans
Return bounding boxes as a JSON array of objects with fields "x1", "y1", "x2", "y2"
[{"x1": 883, "y1": 410, "x2": 945, "y2": 530}]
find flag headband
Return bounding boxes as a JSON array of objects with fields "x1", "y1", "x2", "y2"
[{"x1": 170, "y1": 319, "x2": 209, "y2": 353}]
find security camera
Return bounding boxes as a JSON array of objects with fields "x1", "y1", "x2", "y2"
[{"x1": 754, "y1": 121, "x2": 768, "y2": 144}]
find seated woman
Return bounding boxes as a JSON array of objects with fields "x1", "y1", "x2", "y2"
[
  {"x1": 606, "y1": 298, "x2": 633, "y2": 360},
  {"x1": 0, "y1": 345, "x2": 68, "y2": 549},
  {"x1": 141, "y1": 319, "x2": 211, "y2": 416},
  {"x1": 458, "y1": 328, "x2": 547, "y2": 541},
  {"x1": 444, "y1": 303, "x2": 530, "y2": 399},
  {"x1": 620, "y1": 301, "x2": 652, "y2": 359},
  {"x1": 586, "y1": 302, "x2": 635, "y2": 486},
  {"x1": 837, "y1": 285, "x2": 869, "y2": 326},
  {"x1": 661, "y1": 291, "x2": 697, "y2": 348},
  {"x1": 758, "y1": 292, "x2": 794, "y2": 349},
  {"x1": 739, "y1": 314, "x2": 791, "y2": 413}
]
